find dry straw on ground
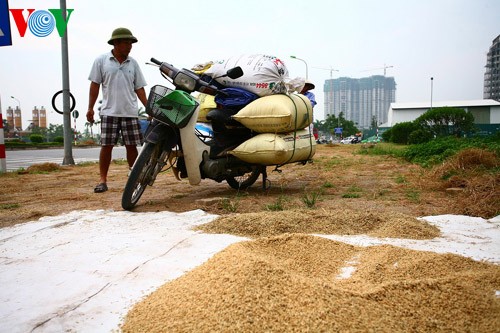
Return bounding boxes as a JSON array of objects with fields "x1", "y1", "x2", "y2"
[
  {"x1": 426, "y1": 148, "x2": 499, "y2": 218},
  {"x1": 122, "y1": 234, "x2": 500, "y2": 333}
]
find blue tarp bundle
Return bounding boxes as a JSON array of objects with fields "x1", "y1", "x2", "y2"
[{"x1": 215, "y1": 87, "x2": 259, "y2": 109}]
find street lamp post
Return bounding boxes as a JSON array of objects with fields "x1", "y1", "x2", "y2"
[
  {"x1": 290, "y1": 55, "x2": 308, "y2": 79},
  {"x1": 10, "y1": 96, "x2": 20, "y2": 110},
  {"x1": 430, "y1": 77, "x2": 434, "y2": 111},
  {"x1": 10, "y1": 96, "x2": 21, "y2": 130}
]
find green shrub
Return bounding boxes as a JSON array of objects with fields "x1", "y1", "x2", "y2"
[
  {"x1": 401, "y1": 136, "x2": 499, "y2": 167},
  {"x1": 386, "y1": 121, "x2": 420, "y2": 144},
  {"x1": 415, "y1": 107, "x2": 475, "y2": 137},
  {"x1": 54, "y1": 136, "x2": 64, "y2": 143},
  {"x1": 29, "y1": 134, "x2": 44, "y2": 143},
  {"x1": 408, "y1": 129, "x2": 433, "y2": 144}
]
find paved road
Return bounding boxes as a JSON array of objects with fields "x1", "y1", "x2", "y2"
[{"x1": 4, "y1": 146, "x2": 129, "y2": 171}]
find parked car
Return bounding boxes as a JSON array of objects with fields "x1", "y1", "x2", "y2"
[{"x1": 340, "y1": 136, "x2": 361, "y2": 144}]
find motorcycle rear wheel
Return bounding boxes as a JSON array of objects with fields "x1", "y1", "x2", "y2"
[
  {"x1": 226, "y1": 167, "x2": 261, "y2": 190},
  {"x1": 122, "y1": 142, "x2": 161, "y2": 210}
]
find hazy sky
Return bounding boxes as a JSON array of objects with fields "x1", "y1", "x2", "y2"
[{"x1": 1, "y1": 0, "x2": 499, "y2": 131}]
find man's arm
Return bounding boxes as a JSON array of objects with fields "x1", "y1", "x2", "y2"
[
  {"x1": 87, "y1": 81, "x2": 100, "y2": 123},
  {"x1": 135, "y1": 87, "x2": 148, "y2": 108}
]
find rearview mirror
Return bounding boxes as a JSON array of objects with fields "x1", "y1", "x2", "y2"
[{"x1": 226, "y1": 66, "x2": 244, "y2": 79}]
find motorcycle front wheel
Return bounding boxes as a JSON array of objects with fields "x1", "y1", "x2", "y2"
[
  {"x1": 226, "y1": 166, "x2": 261, "y2": 190},
  {"x1": 122, "y1": 142, "x2": 161, "y2": 210}
]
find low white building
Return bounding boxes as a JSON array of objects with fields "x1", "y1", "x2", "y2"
[{"x1": 382, "y1": 99, "x2": 500, "y2": 127}]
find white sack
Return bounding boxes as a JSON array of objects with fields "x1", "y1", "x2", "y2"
[{"x1": 204, "y1": 54, "x2": 289, "y2": 96}]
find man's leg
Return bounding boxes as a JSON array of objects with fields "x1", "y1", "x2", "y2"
[
  {"x1": 99, "y1": 145, "x2": 114, "y2": 184},
  {"x1": 125, "y1": 145, "x2": 138, "y2": 168},
  {"x1": 122, "y1": 117, "x2": 143, "y2": 168},
  {"x1": 94, "y1": 116, "x2": 117, "y2": 193}
]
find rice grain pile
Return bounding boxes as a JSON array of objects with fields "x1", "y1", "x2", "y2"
[
  {"x1": 122, "y1": 234, "x2": 500, "y2": 332},
  {"x1": 195, "y1": 208, "x2": 441, "y2": 239}
]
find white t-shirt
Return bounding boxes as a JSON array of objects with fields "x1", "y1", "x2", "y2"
[{"x1": 88, "y1": 52, "x2": 147, "y2": 117}]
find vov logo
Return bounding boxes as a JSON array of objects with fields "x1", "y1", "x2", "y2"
[{"x1": 0, "y1": 0, "x2": 74, "y2": 47}]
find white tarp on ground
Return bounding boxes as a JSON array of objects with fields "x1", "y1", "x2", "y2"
[{"x1": 0, "y1": 210, "x2": 499, "y2": 333}]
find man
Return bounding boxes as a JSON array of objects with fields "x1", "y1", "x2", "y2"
[
  {"x1": 300, "y1": 80, "x2": 317, "y2": 140},
  {"x1": 300, "y1": 80, "x2": 317, "y2": 108},
  {"x1": 86, "y1": 27, "x2": 148, "y2": 193}
]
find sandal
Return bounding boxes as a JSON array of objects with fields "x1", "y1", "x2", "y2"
[{"x1": 94, "y1": 183, "x2": 108, "y2": 193}]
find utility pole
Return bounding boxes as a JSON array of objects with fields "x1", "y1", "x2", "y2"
[
  {"x1": 0, "y1": 95, "x2": 6, "y2": 173},
  {"x1": 60, "y1": 0, "x2": 74, "y2": 165}
]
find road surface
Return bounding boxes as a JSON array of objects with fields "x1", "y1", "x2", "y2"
[{"x1": 3, "y1": 146, "x2": 129, "y2": 171}]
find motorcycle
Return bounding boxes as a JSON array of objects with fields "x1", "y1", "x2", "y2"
[{"x1": 122, "y1": 57, "x2": 313, "y2": 210}]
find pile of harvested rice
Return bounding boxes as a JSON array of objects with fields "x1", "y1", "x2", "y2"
[
  {"x1": 195, "y1": 209, "x2": 440, "y2": 239},
  {"x1": 122, "y1": 234, "x2": 500, "y2": 332}
]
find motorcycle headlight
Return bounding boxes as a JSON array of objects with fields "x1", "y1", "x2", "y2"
[{"x1": 173, "y1": 71, "x2": 197, "y2": 92}]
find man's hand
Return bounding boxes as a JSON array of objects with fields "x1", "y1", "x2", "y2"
[{"x1": 86, "y1": 109, "x2": 95, "y2": 124}]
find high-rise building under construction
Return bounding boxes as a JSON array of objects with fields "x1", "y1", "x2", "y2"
[
  {"x1": 323, "y1": 75, "x2": 396, "y2": 129},
  {"x1": 484, "y1": 34, "x2": 500, "y2": 102}
]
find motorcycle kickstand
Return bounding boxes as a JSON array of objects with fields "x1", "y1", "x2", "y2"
[{"x1": 261, "y1": 166, "x2": 270, "y2": 190}]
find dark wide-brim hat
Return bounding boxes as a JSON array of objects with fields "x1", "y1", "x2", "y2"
[
  {"x1": 304, "y1": 80, "x2": 315, "y2": 90},
  {"x1": 108, "y1": 27, "x2": 138, "y2": 45}
]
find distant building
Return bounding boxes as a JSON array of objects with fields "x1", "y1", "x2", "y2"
[
  {"x1": 383, "y1": 99, "x2": 500, "y2": 134},
  {"x1": 323, "y1": 75, "x2": 396, "y2": 129},
  {"x1": 5, "y1": 106, "x2": 23, "y2": 131},
  {"x1": 484, "y1": 34, "x2": 500, "y2": 102},
  {"x1": 31, "y1": 106, "x2": 47, "y2": 129}
]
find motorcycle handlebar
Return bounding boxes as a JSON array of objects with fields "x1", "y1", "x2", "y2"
[
  {"x1": 150, "y1": 58, "x2": 162, "y2": 66},
  {"x1": 150, "y1": 57, "x2": 220, "y2": 96}
]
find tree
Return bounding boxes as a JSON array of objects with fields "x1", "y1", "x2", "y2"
[
  {"x1": 370, "y1": 115, "x2": 378, "y2": 130},
  {"x1": 415, "y1": 107, "x2": 475, "y2": 137},
  {"x1": 318, "y1": 113, "x2": 359, "y2": 139},
  {"x1": 2, "y1": 119, "x2": 11, "y2": 136},
  {"x1": 46, "y1": 124, "x2": 64, "y2": 142}
]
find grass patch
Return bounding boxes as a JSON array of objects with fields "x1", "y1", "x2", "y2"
[
  {"x1": 395, "y1": 175, "x2": 407, "y2": 184},
  {"x1": 112, "y1": 159, "x2": 128, "y2": 165},
  {"x1": 342, "y1": 193, "x2": 361, "y2": 198},
  {"x1": 342, "y1": 185, "x2": 363, "y2": 199},
  {"x1": 220, "y1": 198, "x2": 239, "y2": 213},
  {"x1": 0, "y1": 203, "x2": 20, "y2": 210},
  {"x1": 322, "y1": 181, "x2": 334, "y2": 189},
  {"x1": 77, "y1": 161, "x2": 99, "y2": 167},
  {"x1": 302, "y1": 190, "x2": 321, "y2": 208},
  {"x1": 266, "y1": 196, "x2": 287, "y2": 211},
  {"x1": 405, "y1": 188, "x2": 421, "y2": 203}
]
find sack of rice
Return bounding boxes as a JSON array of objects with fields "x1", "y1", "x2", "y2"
[
  {"x1": 203, "y1": 54, "x2": 289, "y2": 97},
  {"x1": 229, "y1": 129, "x2": 316, "y2": 165},
  {"x1": 196, "y1": 93, "x2": 217, "y2": 122},
  {"x1": 232, "y1": 93, "x2": 312, "y2": 133}
]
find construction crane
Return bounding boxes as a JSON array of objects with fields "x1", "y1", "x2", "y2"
[
  {"x1": 361, "y1": 64, "x2": 394, "y2": 76},
  {"x1": 313, "y1": 66, "x2": 340, "y2": 79}
]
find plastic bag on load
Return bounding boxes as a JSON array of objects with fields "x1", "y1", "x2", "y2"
[
  {"x1": 191, "y1": 61, "x2": 213, "y2": 74},
  {"x1": 286, "y1": 77, "x2": 306, "y2": 93},
  {"x1": 195, "y1": 93, "x2": 217, "y2": 122},
  {"x1": 203, "y1": 54, "x2": 289, "y2": 97}
]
